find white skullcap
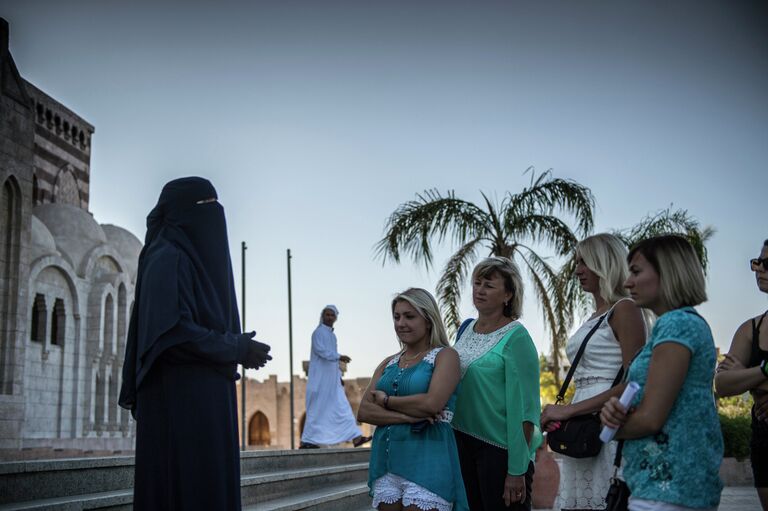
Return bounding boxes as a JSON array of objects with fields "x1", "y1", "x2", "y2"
[{"x1": 319, "y1": 304, "x2": 339, "y2": 324}]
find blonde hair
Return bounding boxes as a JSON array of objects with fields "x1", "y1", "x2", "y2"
[
  {"x1": 628, "y1": 235, "x2": 707, "y2": 310},
  {"x1": 576, "y1": 233, "x2": 630, "y2": 305},
  {"x1": 471, "y1": 256, "x2": 524, "y2": 319},
  {"x1": 391, "y1": 288, "x2": 450, "y2": 348}
]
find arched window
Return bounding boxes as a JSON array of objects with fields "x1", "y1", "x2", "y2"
[
  {"x1": 32, "y1": 175, "x2": 40, "y2": 206},
  {"x1": 31, "y1": 294, "x2": 46, "y2": 342},
  {"x1": 108, "y1": 372, "x2": 117, "y2": 426},
  {"x1": 94, "y1": 372, "x2": 105, "y2": 428},
  {"x1": 103, "y1": 294, "x2": 114, "y2": 354},
  {"x1": 50, "y1": 298, "x2": 65, "y2": 346},
  {"x1": 248, "y1": 411, "x2": 270, "y2": 447},
  {"x1": 117, "y1": 285, "x2": 127, "y2": 353},
  {"x1": 1, "y1": 178, "x2": 22, "y2": 394}
]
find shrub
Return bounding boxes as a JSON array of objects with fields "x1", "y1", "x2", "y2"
[{"x1": 719, "y1": 413, "x2": 751, "y2": 460}]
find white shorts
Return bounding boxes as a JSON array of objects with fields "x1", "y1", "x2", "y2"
[{"x1": 372, "y1": 473, "x2": 453, "y2": 511}]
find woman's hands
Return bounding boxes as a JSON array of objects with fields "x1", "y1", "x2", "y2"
[
  {"x1": 600, "y1": 396, "x2": 629, "y2": 430},
  {"x1": 717, "y1": 353, "x2": 745, "y2": 373},
  {"x1": 371, "y1": 390, "x2": 388, "y2": 407},
  {"x1": 540, "y1": 403, "x2": 571, "y2": 432},
  {"x1": 369, "y1": 390, "x2": 441, "y2": 424},
  {"x1": 503, "y1": 474, "x2": 526, "y2": 506}
]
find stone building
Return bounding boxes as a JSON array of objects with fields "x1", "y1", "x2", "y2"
[
  {"x1": 236, "y1": 364, "x2": 373, "y2": 450},
  {"x1": 0, "y1": 18, "x2": 141, "y2": 453},
  {"x1": 0, "y1": 18, "x2": 371, "y2": 457}
]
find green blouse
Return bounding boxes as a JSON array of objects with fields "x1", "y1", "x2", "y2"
[{"x1": 452, "y1": 321, "x2": 542, "y2": 476}]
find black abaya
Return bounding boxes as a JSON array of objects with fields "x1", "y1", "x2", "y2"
[{"x1": 120, "y1": 178, "x2": 249, "y2": 511}]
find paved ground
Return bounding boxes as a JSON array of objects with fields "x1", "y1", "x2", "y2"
[
  {"x1": 531, "y1": 487, "x2": 761, "y2": 511},
  {"x1": 719, "y1": 486, "x2": 762, "y2": 510}
]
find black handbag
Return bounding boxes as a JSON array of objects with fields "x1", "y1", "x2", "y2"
[
  {"x1": 546, "y1": 314, "x2": 624, "y2": 458},
  {"x1": 604, "y1": 441, "x2": 630, "y2": 511}
]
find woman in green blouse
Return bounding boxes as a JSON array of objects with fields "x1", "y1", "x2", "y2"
[{"x1": 452, "y1": 257, "x2": 542, "y2": 510}]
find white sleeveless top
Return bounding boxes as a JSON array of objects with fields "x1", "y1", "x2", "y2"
[{"x1": 565, "y1": 298, "x2": 633, "y2": 384}]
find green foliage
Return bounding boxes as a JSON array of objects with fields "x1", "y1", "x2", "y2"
[
  {"x1": 613, "y1": 207, "x2": 715, "y2": 272},
  {"x1": 539, "y1": 354, "x2": 573, "y2": 405},
  {"x1": 376, "y1": 168, "x2": 595, "y2": 385},
  {"x1": 719, "y1": 412, "x2": 751, "y2": 460}
]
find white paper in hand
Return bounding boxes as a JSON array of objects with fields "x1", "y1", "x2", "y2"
[{"x1": 600, "y1": 381, "x2": 640, "y2": 443}]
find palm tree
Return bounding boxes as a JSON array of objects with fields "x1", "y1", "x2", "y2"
[
  {"x1": 375, "y1": 169, "x2": 595, "y2": 383},
  {"x1": 615, "y1": 207, "x2": 715, "y2": 271},
  {"x1": 553, "y1": 207, "x2": 715, "y2": 368}
]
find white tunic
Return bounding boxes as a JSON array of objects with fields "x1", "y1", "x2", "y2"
[
  {"x1": 300, "y1": 324, "x2": 362, "y2": 445},
  {"x1": 556, "y1": 298, "x2": 631, "y2": 511}
]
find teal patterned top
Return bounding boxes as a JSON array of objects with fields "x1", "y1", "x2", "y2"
[{"x1": 624, "y1": 307, "x2": 723, "y2": 508}]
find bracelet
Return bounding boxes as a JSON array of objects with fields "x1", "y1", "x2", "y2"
[
  {"x1": 383, "y1": 395, "x2": 390, "y2": 410},
  {"x1": 761, "y1": 360, "x2": 768, "y2": 379}
]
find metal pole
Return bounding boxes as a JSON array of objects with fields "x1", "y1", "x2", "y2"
[
  {"x1": 241, "y1": 241, "x2": 247, "y2": 450},
  {"x1": 287, "y1": 249, "x2": 295, "y2": 450}
]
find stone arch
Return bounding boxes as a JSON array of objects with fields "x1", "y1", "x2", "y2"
[
  {"x1": 28, "y1": 257, "x2": 81, "y2": 320},
  {"x1": 52, "y1": 165, "x2": 81, "y2": 207},
  {"x1": 248, "y1": 411, "x2": 270, "y2": 447},
  {"x1": 80, "y1": 245, "x2": 124, "y2": 280},
  {"x1": 0, "y1": 176, "x2": 22, "y2": 394}
]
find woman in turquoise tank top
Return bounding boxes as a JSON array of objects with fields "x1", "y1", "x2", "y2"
[{"x1": 358, "y1": 288, "x2": 468, "y2": 511}]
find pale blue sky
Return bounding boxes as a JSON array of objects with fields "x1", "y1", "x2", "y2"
[{"x1": 3, "y1": 0, "x2": 766, "y2": 380}]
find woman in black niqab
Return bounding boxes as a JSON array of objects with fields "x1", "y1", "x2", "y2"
[{"x1": 119, "y1": 177, "x2": 269, "y2": 511}]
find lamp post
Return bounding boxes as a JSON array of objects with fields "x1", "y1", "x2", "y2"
[
  {"x1": 287, "y1": 249, "x2": 295, "y2": 449},
  {"x1": 240, "y1": 241, "x2": 247, "y2": 450}
]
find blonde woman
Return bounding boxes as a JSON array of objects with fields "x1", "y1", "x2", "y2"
[
  {"x1": 452, "y1": 257, "x2": 540, "y2": 511},
  {"x1": 358, "y1": 288, "x2": 468, "y2": 511},
  {"x1": 540, "y1": 234, "x2": 646, "y2": 511},
  {"x1": 601, "y1": 235, "x2": 723, "y2": 511}
]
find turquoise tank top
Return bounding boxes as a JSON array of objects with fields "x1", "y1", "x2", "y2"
[{"x1": 368, "y1": 347, "x2": 468, "y2": 510}]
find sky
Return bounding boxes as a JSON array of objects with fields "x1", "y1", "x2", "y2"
[{"x1": 2, "y1": 0, "x2": 767, "y2": 381}]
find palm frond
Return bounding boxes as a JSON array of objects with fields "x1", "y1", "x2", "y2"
[
  {"x1": 616, "y1": 207, "x2": 715, "y2": 272},
  {"x1": 436, "y1": 238, "x2": 484, "y2": 335},
  {"x1": 374, "y1": 189, "x2": 489, "y2": 268},
  {"x1": 505, "y1": 214, "x2": 580, "y2": 257},
  {"x1": 515, "y1": 247, "x2": 566, "y2": 386},
  {"x1": 505, "y1": 168, "x2": 595, "y2": 237}
]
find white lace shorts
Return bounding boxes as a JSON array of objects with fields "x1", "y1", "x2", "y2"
[{"x1": 372, "y1": 473, "x2": 452, "y2": 511}]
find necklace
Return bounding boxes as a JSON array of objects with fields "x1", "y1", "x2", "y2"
[{"x1": 401, "y1": 349, "x2": 426, "y2": 368}]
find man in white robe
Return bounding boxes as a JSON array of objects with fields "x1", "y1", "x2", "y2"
[{"x1": 300, "y1": 305, "x2": 370, "y2": 448}]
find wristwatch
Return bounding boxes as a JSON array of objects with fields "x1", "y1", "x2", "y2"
[{"x1": 760, "y1": 359, "x2": 768, "y2": 379}]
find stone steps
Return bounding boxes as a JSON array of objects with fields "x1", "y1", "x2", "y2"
[
  {"x1": 244, "y1": 482, "x2": 370, "y2": 511},
  {"x1": 0, "y1": 448, "x2": 372, "y2": 510}
]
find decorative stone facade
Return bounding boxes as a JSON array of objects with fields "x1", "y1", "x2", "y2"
[{"x1": 0, "y1": 18, "x2": 140, "y2": 452}]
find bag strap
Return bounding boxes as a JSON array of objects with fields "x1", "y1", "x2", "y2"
[
  {"x1": 612, "y1": 439, "x2": 624, "y2": 472},
  {"x1": 456, "y1": 318, "x2": 474, "y2": 341},
  {"x1": 556, "y1": 314, "x2": 606, "y2": 403}
]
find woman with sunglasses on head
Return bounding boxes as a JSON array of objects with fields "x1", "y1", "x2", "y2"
[
  {"x1": 540, "y1": 234, "x2": 646, "y2": 511},
  {"x1": 714, "y1": 239, "x2": 768, "y2": 510},
  {"x1": 358, "y1": 288, "x2": 468, "y2": 511},
  {"x1": 600, "y1": 235, "x2": 723, "y2": 511}
]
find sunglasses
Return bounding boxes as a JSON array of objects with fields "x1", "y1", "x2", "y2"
[{"x1": 751, "y1": 258, "x2": 768, "y2": 271}]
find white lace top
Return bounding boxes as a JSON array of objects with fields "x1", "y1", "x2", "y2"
[{"x1": 453, "y1": 320, "x2": 519, "y2": 377}]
